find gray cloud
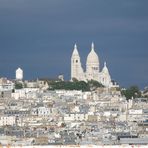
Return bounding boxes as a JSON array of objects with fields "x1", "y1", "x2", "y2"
[{"x1": 0, "y1": 0, "x2": 148, "y2": 88}]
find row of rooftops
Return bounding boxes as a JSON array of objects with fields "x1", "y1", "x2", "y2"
[{"x1": 0, "y1": 84, "x2": 148, "y2": 145}]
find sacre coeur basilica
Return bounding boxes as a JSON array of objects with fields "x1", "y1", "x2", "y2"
[{"x1": 71, "y1": 42, "x2": 116, "y2": 88}]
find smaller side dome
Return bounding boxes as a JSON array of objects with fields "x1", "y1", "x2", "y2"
[{"x1": 102, "y1": 62, "x2": 109, "y2": 74}]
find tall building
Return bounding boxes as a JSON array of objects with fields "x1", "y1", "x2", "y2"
[
  {"x1": 71, "y1": 44, "x2": 85, "y2": 81},
  {"x1": 16, "y1": 67, "x2": 23, "y2": 80},
  {"x1": 71, "y1": 43, "x2": 112, "y2": 87}
]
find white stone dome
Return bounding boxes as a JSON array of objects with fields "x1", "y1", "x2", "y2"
[
  {"x1": 102, "y1": 62, "x2": 109, "y2": 74},
  {"x1": 86, "y1": 43, "x2": 99, "y2": 64}
]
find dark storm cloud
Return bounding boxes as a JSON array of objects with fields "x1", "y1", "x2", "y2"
[{"x1": 0, "y1": 0, "x2": 148, "y2": 88}]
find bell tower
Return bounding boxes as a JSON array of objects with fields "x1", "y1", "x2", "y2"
[{"x1": 71, "y1": 44, "x2": 84, "y2": 81}]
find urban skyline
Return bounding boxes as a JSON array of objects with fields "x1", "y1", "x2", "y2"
[
  {"x1": 0, "y1": 0, "x2": 148, "y2": 89},
  {"x1": 0, "y1": 1, "x2": 148, "y2": 146}
]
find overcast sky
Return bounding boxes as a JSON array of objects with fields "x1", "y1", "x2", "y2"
[{"x1": 0, "y1": 0, "x2": 148, "y2": 89}]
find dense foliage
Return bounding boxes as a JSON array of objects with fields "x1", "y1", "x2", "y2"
[
  {"x1": 121, "y1": 85, "x2": 141, "y2": 100},
  {"x1": 15, "y1": 82, "x2": 23, "y2": 89},
  {"x1": 88, "y1": 80, "x2": 104, "y2": 90},
  {"x1": 48, "y1": 80, "x2": 104, "y2": 91}
]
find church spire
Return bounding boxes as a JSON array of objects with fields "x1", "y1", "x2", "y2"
[
  {"x1": 72, "y1": 43, "x2": 79, "y2": 56},
  {"x1": 74, "y1": 43, "x2": 77, "y2": 50}
]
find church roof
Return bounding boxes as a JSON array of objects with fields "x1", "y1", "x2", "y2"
[
  {"x1": 86, "y1": 42, "x2": 99, "y2": 64},
  {"x1": 16, "y1": 67, "x2": 23, "y2": 72}
]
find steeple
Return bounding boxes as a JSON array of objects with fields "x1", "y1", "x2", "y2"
[
  {"x1": 74, "y1": 43, "x2": 77, "y2": 49},
  {"x1": 71, "y1": 43, "x2": 85, "y2": 81},
  {"x1": 72, "y1": 43, "x2": 79, "y2": 56}
]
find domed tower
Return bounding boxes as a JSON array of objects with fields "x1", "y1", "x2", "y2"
[
  {"x1": 86, "y1": 42, "x2": 99, "y2": 81},
  {"x1": 71, "y1": 44, "x2": 85, "y2": 81},
  {"x1": 16, "y1": 67, "x2": 23, "y2": 80}
]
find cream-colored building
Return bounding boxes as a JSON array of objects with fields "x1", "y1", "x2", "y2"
[
  {"x1": 16, "y1": 67, "x2": 23, "y2": 80},
  {"x1": 71, "y1": 43, "x2": 113, "y2": 87},
  {"x1": 0, "y1": 116, "x2": 16, "y2": 126}
]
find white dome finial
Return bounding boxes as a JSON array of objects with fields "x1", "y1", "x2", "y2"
[
  {"x1": 91, "y1": 42, "x2": 94, "y2": 51},
  {"x1": 104, "y1": 61, "x2": 107, "y2": 67}
]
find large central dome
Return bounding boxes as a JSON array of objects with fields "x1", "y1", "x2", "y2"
[{"x1": 86, "y1": 43, "x2": 99, "y2": 64}]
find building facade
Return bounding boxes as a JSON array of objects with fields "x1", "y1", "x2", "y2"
[
  {"x1": 16, "y1": 67, "x2": 23, "y2": 80},
  {"x1": 71, "y1": 43, "x2": 112, "y2": 87}
]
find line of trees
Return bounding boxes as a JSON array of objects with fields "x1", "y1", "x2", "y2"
[{"x1": 48, "y1": 79, "x2": 104, "y2": 91}]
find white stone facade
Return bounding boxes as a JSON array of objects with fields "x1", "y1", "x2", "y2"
[
  {"x1": 37, "y1": 107, "x2": 53, "y2": 117},
  {"x1": 71, "y1": 43, "x2": 112, "y2": 87},
  {"x1": 0, "y1": 116, "x2": 16, "y2": 126},
  {"x1": 64, "y1": 113, "x2": 88, "y2": 121},
  {"x1": 0, "y1": 77, "x2": 14, "y2": 91},
  {"x1": 16, "y1": 67, "x2": 23, "y2": 80}
]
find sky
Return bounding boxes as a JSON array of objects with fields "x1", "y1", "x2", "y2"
[{"x1": 0, "y1": 0, "x2": 148, "y2": 89}]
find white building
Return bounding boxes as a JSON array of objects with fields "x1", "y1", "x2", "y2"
[
  {"x1": 37, "y1": 107, "x2": 53, "y2": 117},
  {"x1": 64, "y1": 113, "x2": 88, "y2": 121},
  {"x1": 71, "y1": 43, "x2": 113, "y2": 87},
  {"x1": 0, "y1": 116, "x2": 16, "y2": 126},
  {"x1": 16, "y1": 67, "x2": 23, "y2": 80},
  {"x1": 0, "y1": 77, "x2": 14, "y2": 91},
  {"x1": 11, "y1": 88, "x2": 39, "y2": 99}
]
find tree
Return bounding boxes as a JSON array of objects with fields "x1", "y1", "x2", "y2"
[
  {"x1": 48, "y1": 80, "x2": 104, "y2": 91},
  {"x1": 88, "y1": 80, "x2": 104, "y2": 90},
  {"x1": 15, "y1": 82, "x2": 23, "y2": 89},
  {"x1": 48, "y1": 80, "x2": 90, "y2": 91},
  {"x1": 121, "y1": 85, "x2": 141, "y2": 100}
]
